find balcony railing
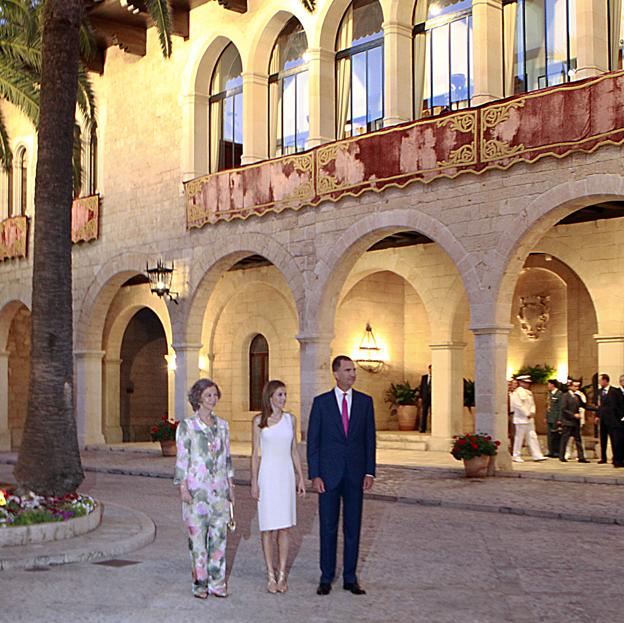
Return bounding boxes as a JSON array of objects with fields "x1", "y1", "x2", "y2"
[{"x1": 185, "y1": 71, "x2": 624, "y2": 229}]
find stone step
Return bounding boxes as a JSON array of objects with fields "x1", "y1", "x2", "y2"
[{"x1": 376, "y1": 431, "x2": 428, "y2": 451}]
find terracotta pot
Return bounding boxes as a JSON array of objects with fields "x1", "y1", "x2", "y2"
[
  {"x1": 160, "y1": 439, "x2": 177, "y2": 457},
  {"x1": 397, "y1": 405, "x2": 418, "y2": 431},
  {"x1": 463, "y1": 455, "x2": 490, "y2": 478}
]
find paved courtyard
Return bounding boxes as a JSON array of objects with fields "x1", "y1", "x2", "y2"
[{"x1": 1, "y1": 456, "x2": 623, "y2": 623}]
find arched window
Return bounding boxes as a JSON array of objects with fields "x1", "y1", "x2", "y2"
[
  {"x1": 249, "y1": 334, "x2": 269, "y2": 411},
  {"x1": 15, "y1": 147, "x2": 27, "y2": 216},
  {"x1": 269, "y1": 18, "x2": 309, "y2": 157},
  {"x1": 414, "y1": 0, "x2": 473, "y2": 119},
  {"x1": 335, "y1": 0, "x2": 384, "y2": 139},
  {"x1": 5, "y1": 166, "x2": 13, "y2": 218},
  {"x1": 608, "y1": 1, "x2": 623, "y2": 70},
  {"x1": 503, "y1": 0, "x2": 576, "y2": 96},
  {"x1": 210, "y1": 43, "x2": 243, "y2": 172}
]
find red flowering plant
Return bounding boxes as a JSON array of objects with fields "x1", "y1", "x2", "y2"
[
  {"x1": 150, "y1": 416, "x2": 179, "y2": 442},
  {"x1": 451, "y1": 433, "x2": 500, "y2": 461}
]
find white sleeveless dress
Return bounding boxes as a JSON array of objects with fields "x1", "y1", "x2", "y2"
[{"x1": 257, "y1": 412, "x2": 296, "y2": 531}]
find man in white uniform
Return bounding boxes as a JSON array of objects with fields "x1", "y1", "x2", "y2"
[{"x1": 510, "y1": 375, "x2": 547, "y2": 463}]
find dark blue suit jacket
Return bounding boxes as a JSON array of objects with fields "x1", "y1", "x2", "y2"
[{"x1": 307, "y1": 389, "x2": 376, "y2": 490}]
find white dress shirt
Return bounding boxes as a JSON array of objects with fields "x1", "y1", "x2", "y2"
[{"x1": 334, "y1": 386, "x2": 352, "y2": 419}]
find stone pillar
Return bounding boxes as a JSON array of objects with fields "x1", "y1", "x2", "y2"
[
  {"x1": 241, "y1": 72, "x2": 268, "y2": 165},
  {"x1": 165, "y1": 353, "x2": 176, "y2": 421},
  {"x1": 595, "y1": 335, "x2": 624, "y2": 382},
  {"x1": 428, "y1": 342, "x2": 466, "y2": 451},
  {"x1": 471, "y1": 324, "x2": 512, "y2": 470},
  {"x1": 180, "y1": 92, "x2": 209, "y2": 180},
  {"x1": 575, "y1": 0, "x2": 609, "y2": 79},
  {"x1": 103, "y1": 358, "x2": 123, "y2": 443},
  {"x1": 74, "y1": 350, "x2": 106, "y2": 447},
  {"x1": 0, "y1": 350, "x2": 10, "y2": 451},
  {"x1": 172, "y1": 343, "x2": 202, "y2": 420},
  {"x1": 471, "y1": 0, "x2": 504, "y2": 106},
  {"x1": 297, "y1": 334, "x2": 333, "y2": 438},
  {"x1": 306, "y1": 48, "x2": 335, "y2": 148},
  {"x1": 383, "y1": 21, "x2": 413, "y2": 127}
]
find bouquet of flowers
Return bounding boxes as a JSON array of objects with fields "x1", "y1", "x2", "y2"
[
  {"x1": 150, "y1": 416, "x2": 179, "y2": 442},
  {"x1": 451, "y1": 433, "x2": 500, "y2": 461}
]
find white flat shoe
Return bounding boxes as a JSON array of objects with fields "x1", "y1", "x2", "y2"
[{"x1": 512, "y1": 457, "x2": 524, "y2": 463}]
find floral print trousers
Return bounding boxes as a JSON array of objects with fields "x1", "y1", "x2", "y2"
[{"x1": 182, "y1": 501, "x2": 228, "y2": 596}]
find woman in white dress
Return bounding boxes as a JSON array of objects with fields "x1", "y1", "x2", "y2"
[{"x1": 251, "y1": 380, "x2": 305, "y2": 594}]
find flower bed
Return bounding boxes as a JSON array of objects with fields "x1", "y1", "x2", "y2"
[{"x1": 0, "y1": 484, "x2": 96, "y2": 528}]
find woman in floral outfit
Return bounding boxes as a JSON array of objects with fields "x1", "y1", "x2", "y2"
[{"x1": 174, "y1": 378, "x2": 235, "y2": 598}]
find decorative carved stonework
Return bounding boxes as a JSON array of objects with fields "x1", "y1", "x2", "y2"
[{"x1": 517, "y1": 295, "x2": 550, "y2": 341}]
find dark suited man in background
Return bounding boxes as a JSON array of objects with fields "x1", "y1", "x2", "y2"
[
  {"x1": 591, "y1": 374, "x2": 624, "y2": 467},
  {"x1": 545, "y1": 379, "x2": 563, "y2": 457},
  {"x1": 419, "y1": 364, "x2": 432, "y2": 433},
  {"x1": 559, "y1": 381, "x2": 589, "y2": 463},
  {"x1": 307, "y1": 355, "x2": 376, "y2": 596}
]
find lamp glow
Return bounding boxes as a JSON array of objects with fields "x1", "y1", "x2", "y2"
[{"x1": 354, "y1": 323, "x2": 385, "y2": 373}]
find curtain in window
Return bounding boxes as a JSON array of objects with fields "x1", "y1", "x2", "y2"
[
  {"x1": 336, "y1": 5, "x2": 353, "y2": 139},
  {"x1": 413, "y1": 0, "x2": 430, "y2": 119},
  {"x1": 503, "y1": 1, "x2": 517, "y2": 97},
  {"x1": 269, "y1": 45, "x2": 281, "y2": 157},
  {"x1": 610, "y1": 0, "x2": 622, "y2": 69}
]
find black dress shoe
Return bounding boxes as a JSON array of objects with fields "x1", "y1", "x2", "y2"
[
  {"x1": 343, "y1": 582, "x2": 366, "y2": 595},
  {"x1": 559, "y1": 458, "x2": 567, "y2": 462},
  {"x1": 598, "y1": 460, "x2": 607, "y2": 464},
  {"x1": 578, "y1": 459, "x2": 590, "y2": 463},
  {"x1": 317, "y1": 583, "x2": 331, "y2": 595},
  {"x1": 613, "y1": 463, "x2": 624, "y2": 468}
]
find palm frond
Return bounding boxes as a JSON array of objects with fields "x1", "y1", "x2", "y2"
[
  {"x1": 0, "y1": 38, "x2": 42, "y2": 73},
  {"x1": 76, "y1": 65, "x2": 96, "y2": 127},
  {"x1": 0, "y1": 63, "x2": 39, "y2": 125},
  {"x1": 145, "y1": 0, "x2": 172, "y2": 58},
  {"x1": 0, "y1": 107, "x2": 13, "y2": 172}
]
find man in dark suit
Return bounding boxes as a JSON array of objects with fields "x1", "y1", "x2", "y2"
[
  {"x1": 307, "y1": 355, "x2": 376, "y2": 596},
  {"x1": 419, "y1": 364, "x2": 432, "y2": 433},
  {"x1": 592, "y1": 374, "x2": 624, "y2": 467},
  {"x1": 559, "y1": 382, "x2": 589, "y2": 462},
  {"x1": 545, "y1": 379, "x2": 563, "y2": 457}
]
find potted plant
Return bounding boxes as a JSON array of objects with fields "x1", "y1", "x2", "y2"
[
  {"x1": 451, "y1": 433, "x2": 500, "y2": 477},
  {"x1": 150, "y1": 416, "x2": 179, "y2": 456},
  {"x1": 385, "y1": 381, "x2": 420, "y2": 431}
]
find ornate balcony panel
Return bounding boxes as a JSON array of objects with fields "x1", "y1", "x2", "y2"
[
  {"x1": 72, "y1": 195, "x2": 100, "y2": 244},
  {"x1": 185, "y1": 71, "x2": 624, "y2": 229},
  {"x1": 0, "y1": 216, "x2": 28, "y2": 261}
]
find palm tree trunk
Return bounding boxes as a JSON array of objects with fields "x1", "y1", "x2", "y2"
[{"x1": 14, "y1": 0, "x2": 85, "y2": 495}]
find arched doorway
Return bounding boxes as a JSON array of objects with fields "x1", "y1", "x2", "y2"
[{"x1": 119, "y1": 308, "x2": 168, "y2": 442}]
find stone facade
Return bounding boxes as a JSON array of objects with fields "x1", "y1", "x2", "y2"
[{"x1": 1, "y1": 1, "x2": 623, "y2": 470}]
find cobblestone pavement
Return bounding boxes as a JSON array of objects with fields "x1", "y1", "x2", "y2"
[{"x1": 1, "y1": 461, "x2": 623, "y2": 622}]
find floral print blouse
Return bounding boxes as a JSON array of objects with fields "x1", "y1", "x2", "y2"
[{"x1": 174, "y1": 413, "x2": 234, "y2": 513}]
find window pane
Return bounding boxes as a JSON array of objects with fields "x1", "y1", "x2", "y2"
[
  {"x1": 427, "y1": 0, "x2": 472, "y2": 20},
  {"x1": 352, "y1": 51, "x2": 367, "y2": 135},
  {"x1": 234, "y1": 92, "x2": 243, "y2": 146},
  {"x1": 283, "y1": 75, "x2": 297, "y2": 153},
  {"x1": 431, "y1": 24, "x2": 450, "y2": 109},
  {"x1": 352, "y1": 0, "x2": 383, "y2": 46},
  {"x1": 423, "y1": 32, "x2": 432, "y2": 111},
  {"x1": 367, "y1": 45, "x2": 383, "y2": 125},
  {"x1": 567, "y1": 0, "x2": 576, "y2": 72},
  {"x1": 450, "y1": 18, "x2": 469, "y2": 105},
  {"x1": 224, "y1": 96, "x2": 234, "y2": 144},
  {"x1": 545, "y1": 0, "x2": 568, "y2": 85},
  {"x1": 296, "y1": 71, "x2": 309, "y2": 151},
  {"x1": 525, "y1": 0, "x2": 546, "y2": 91}
]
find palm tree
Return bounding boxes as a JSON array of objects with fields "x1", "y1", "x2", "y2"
[{"x1": 9, "y1": 0, "x2": 172, "y2": 496}]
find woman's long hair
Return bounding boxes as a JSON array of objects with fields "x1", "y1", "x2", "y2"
[{"x1": 258, "y1": 379, "x2": 286, "y2": 429}]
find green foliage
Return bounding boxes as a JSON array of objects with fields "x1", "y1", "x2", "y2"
[
  {"x1": 463, "y1": 378, "x2": 475, "y2": 409},
  {"x1": 451, "y1": 433, "x2": 500, "y2": 461},
  {"x1": 10, "y1": 508, "x2": 60, "y2": 526},
  {"x1": 150, "y1": 416, "x2": 179, "y2": 442},
  {"x1": 385, "y1": 381, "x2": 420, "y2": 406},
  {"x1": 513, "y1": 363, "x2": 556, "y2": 385}
]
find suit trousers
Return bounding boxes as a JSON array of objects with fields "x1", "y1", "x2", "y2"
[
  {"x1": 419, "y1": 400, "x2": 430, "y2": 433},
  {"x1": 560, "y1": 424, "x2": 585, "y2": 461},
  {"x1": 546, "y1": 422, "x2": 561, "y2": 457},
  {"x1": 599, "y1": 419, "x2": 616, "y2": 463},
  {"x1": 318, "y1": 474, "x2": 364, "y2": 585},
  {"x1": 609, "y1": 426, "x2": 624, "y2": 466}
]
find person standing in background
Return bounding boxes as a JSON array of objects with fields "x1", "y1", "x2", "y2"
[
  {"x1": 419, "y1": 364, "x2": 432, "y2": 433},
  {"x1": 545, "y1": 379, "x2": 563, "y2": 458}
]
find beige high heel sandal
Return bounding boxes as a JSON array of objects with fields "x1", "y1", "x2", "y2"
[
  {"x1": 276, "y1": 570, "x2": 288, "y2": 593},
  {"x1": 267, "y1": 570, "x2": 278, "y2": 594}
]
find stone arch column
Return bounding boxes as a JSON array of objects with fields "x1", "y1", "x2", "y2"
[{"x1": 310, "y1": 207, "x2": 478, "y2": 446}]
